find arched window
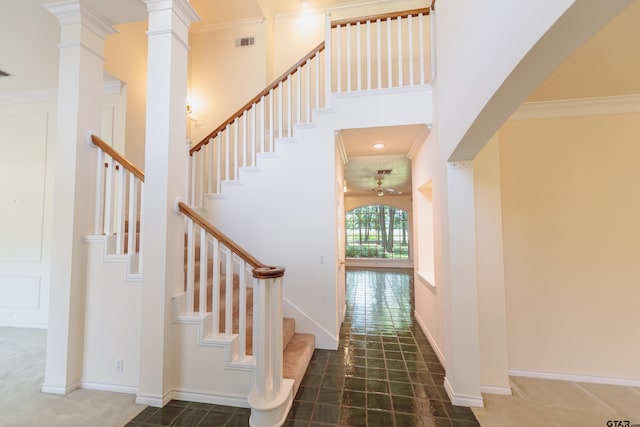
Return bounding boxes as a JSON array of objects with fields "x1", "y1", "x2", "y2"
[{"x1": 345, "y1": 205, "x2": 409, "y2": 259}]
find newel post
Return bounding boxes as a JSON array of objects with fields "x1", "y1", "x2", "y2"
[
  {"x1": 248, "y1": 269, "x2": 293, "y2": 427},
  {"x1": 324, "y1": 12, "x2": 332, "y2": 107}
]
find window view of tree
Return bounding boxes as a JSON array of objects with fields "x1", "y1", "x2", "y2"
[{"x1": 345, "y1": 205, "x2": 409, "y2": 259}]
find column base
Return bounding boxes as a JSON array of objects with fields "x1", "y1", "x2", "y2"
[{"x1": 248, "y1": 378, "x2": 294, "y2": 427}]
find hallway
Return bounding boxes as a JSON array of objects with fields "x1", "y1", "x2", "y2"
[{"x1": 282, "y1": 268, "x2": 480, "y2": 426}]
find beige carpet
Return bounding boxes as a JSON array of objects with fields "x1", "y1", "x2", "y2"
[
  {"x1": 473, "y1": 376, "x2": 640, "y2": 427},
  {"x1": 0, "y1": 327, "x2": 145, "y2": 427}
]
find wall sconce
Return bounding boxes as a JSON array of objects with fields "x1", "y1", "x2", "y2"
[
  {"x1": 186, "y1": 104, "x2": 192, "y2": 115},
  {"x1": 301, "y1": 0, "x2": 309, "y2": 8}
]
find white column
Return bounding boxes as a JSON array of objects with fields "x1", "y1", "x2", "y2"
[
  {"x1": 440, "y1": 160, "x2": 484, "y2": 407},
  {"x1": 136, "y1": 0, "x2": 199, "y2": 407},
  {"x1": 42, "y1": 1, "x2": 116, "y2": 395}
]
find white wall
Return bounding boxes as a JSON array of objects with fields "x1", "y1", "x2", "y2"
[
  {"x1": 0, "y1": 98, "x2": 56, "y2": 328},
  {"x1": 411, "y1": 130, "x2": 446, "y2": 365},
  {"x1": 0, "y1": 85, "x2": 128, "y2": 329},
  {"x1": 500, "y1": 113, "x2": 640, "y2": 381}
]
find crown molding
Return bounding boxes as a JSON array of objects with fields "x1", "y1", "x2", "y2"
[
  {"x1": 275, "y1": 0, "x2": 413, "y2": 19},
  {"x1": 44, "y1": 0, "x2": 117, "y2": 40},
  {"x1": 191, "y1": 17, "x2": 265, "y2": 34},
  {"x1": 0, "y1": 81, "x2": 125, "y2": 105},
  {"x1": 510, "y1": 94, "x2": 640, "y2": 121}
]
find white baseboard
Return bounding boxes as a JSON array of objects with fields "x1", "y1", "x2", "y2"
[
  {"x1": 0, "y1": 321, "x2": 47, "y2": 329},
  {"x1": 80, "y1": 381, "x2": 138, "y2": 395},
  {"x1": 444, "y1": 377, "x2": 484, "y2": 408},
  {"x1": 136, "y1": 390, "x2": 171, "y2": 407},
  {"x1": 480, "y1": 385, "x2": 513, "y2": 396},
  {"x1": 283, "y1": 297, "x2": 338, "y2": 350},
  {"x1": 413, "y1": 310, "x2": 446, "y2": 369},
  {"x1": 509, "y1": 369, "x2": 640, "y2": 388},
  {"x1": 137, "y1": 388, "x2": 250, "y2": 408},
  {"x1": 41, "y1": 381, "x2": 80, "y2": 395},
  {"x1": 171, "y1": 389, "x2": 250, "y2": 408}
]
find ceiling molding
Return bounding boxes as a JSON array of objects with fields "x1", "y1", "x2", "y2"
[
  {"x1": 275, "y1": 0, "x2": 408, "y2": 19},
  {"x1": 335, "y1": 130, "x2": 349, "y2": 165},
  {"x1": 191, "y1": 16, "x2": 265, "y2": 33},
  {"x1": 510, "y1": 94, "x2": 640, "y2": 121},
  {"x1": 406, "y1": 126, "x2": 429, "y2": 160}
]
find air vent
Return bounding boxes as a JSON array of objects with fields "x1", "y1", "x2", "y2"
[
  {"x1": 0, "y1": 69, "x2": 10, "y2": 77},
  {"x1": 376, "y1": 169, "x2": 392, "y2": 175},
  {"x1": 235, "y1": 36, "x2": 255, "y2": 48}
]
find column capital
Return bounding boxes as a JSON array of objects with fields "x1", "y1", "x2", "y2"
[
  {"x1": 44, "y1": 0, "x2": 117, "y2": 40},
  {"x1": 143, "y1": 0, "x2": 201, "y2": 28}
]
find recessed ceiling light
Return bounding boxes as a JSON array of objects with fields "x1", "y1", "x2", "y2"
[{"x1": 372, "y1": 143, "x2": 385, "y2": 149}]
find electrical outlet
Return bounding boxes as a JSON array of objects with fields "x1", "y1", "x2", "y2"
[{"x1": 115, "y1": 359, "x2": 123, "y2": 373}]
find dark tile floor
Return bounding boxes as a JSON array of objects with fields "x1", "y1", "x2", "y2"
[{"x1": 126, "y1": 268, "x2": 481, "y2": 427}]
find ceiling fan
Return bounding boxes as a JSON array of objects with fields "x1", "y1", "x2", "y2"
[{"x1": 371, "y1": 179, "x2": 401, "y2": 196}]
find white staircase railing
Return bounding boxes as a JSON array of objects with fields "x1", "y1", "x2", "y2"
[
  {"x1": 91, "y1": 134, "x2": 145, "y2": 274},
  {"x1": 188, "y1": 7, "x2": 432, "y2": 208}
]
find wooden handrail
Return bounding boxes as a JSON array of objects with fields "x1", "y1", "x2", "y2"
[
  {"x1": 178, "y1": 201, "x2": 285, "y2": 279},
  {"x1": 331, "y1": 7, "x2": 431, "y2": 28},
  {"x1": 91, "y1": 135, "x2": 145, "y2": 182},
  {"x1": 190, "y1": 41, "x2": 326, "y2": 155}
]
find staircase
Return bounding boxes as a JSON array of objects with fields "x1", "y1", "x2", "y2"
[
  {"x1": 79, "y1": 6, "x2": 434, "y2": 427},
  {"x1": 183, "y1": 228, "x2": 315, "y2": 395}
]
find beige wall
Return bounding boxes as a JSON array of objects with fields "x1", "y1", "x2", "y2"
[
  {"x1": 499, "y1": 113, "x2": 640, "y2": 380},
  {"x1": 188, "y1": 21, "x2": 268, "y2": 144},
  {"x1": 104, "y1": 22, "x2": 149, "y2": 168}
]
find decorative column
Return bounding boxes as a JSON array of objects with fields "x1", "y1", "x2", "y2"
[
  {"x1": 440, "y1": 160, "x2": 484, "y2": 407},
  {"x1": 42, "y1": 1, "x2": 116, "y2": 394},
  {"x1": 136, "y1": 0, "x2": 199, "y2": 407}
]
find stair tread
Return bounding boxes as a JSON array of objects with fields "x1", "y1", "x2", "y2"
[{"x1": 283, "y1": 333, "x2": 316, "y2": 396}]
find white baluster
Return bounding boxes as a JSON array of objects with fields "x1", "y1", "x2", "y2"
[
  {"x1": 366, "y1": 20, "x2": 371, "y2": 90},
  {"x1": 269, "y1": 89, "x2": 274, "y2": 151},
  {"x1": 212, "y1": 239, "x2": 221, "y2": 334},
  {"x1": 296, "y1": 66, "x2": 301, "y2": 125},
  {"x1": 251, "y1": 106, "x2": 256, "y2": 167},
  {"x1": 287, "y1": 78, "x2": 292, "y2": 137},
  {"x1": 356, "y1": 22, "x2": 361, "y2": 91},
  {"x1": 116, "y1": 164, "x2": 126, "y2": 254},
  {"x1": 104, "y1": 157, "x2": 114, "y2": 235},
  {"x1": 127, "y1": 173, "x2": 137, "y2": 256},
  {"x1": 387, "y1": 17, "x2": 392, "y2": 88},
  {"x1": 95, "y1": 149, "x2": 105, "y2": 235},
  {"x1": 216, "y1": 135, "x2": 222, "y2": 193},
  {"x1": 376, "y1": 19, "x2": 382, "y2": 89},
  {"x1": 408, "y1": 15, "x2": 414, "y2": 85},
  {"x1": 419, "y1": 12, "x2": 425, "y2": 84},
  {"x1": 397, "y1": 16, "x2": 403, "y2": 86},
  {"x1": 225, "y1": 127, "x2": 230, "y2": 181},
  {"x1": 239, "y1": 261, "x2": 247, "y2": 358},
  {"x1": 336, "y1": 26, "x2": 342, "y2": 93},
  {"x1": 233, "y1": 120, "x2": 239, "y2": 179},
  {"x1": 186, "y1": 219, "x2": 195, "y2": 314},
  {"x1": 325, "y1": 12, "x2": 332, "y2": 102},
  {"x1": 305, "y1": 60, "x2": 310, "y2": 123},
  {"x1": 260, "y1": 98, "x2": 265, "y2": 154},
  {"x1": 346, "y1": 24, "x2": 351, "y2": 92},
  {"x1": 225, "y1": 250, "x2": 233, "y2": 335},
  {"x1": 199, "y1": 228, "x2": 207, "y2": 314},
  {"x1": 278, "y1": 83, "x2": 283, "y2": 139}
]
